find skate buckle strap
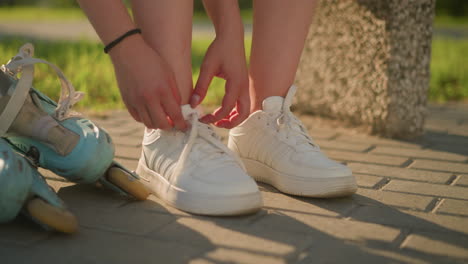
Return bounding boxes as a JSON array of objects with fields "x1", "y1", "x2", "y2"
[{"x1": 0, "y1": 43, "x2": 84, "y2": 136}]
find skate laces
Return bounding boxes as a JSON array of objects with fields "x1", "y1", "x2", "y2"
[
  {"x1": 275, "y1": 85, "x2": 319, "y2": 150},
  {"x1": 1, "y1": 43, "x2": 84, "y2": 121},
  {"x1": 171, "y1": 108, "x2": 245, "y2": 181}
]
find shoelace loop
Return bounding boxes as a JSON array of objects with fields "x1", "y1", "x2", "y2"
[
  {"x1": 170, "y1": 109, "x2": 246, "y2": 182},
  {"x1": 275, "y1": 85, "x2": 319, "y2": 149}
]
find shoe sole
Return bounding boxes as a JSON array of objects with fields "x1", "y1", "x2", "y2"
[
  {"x1": 136, "y1": 160, "x2": 262, "y2": 216},
  {"x1": 242, "y1": 158, "x2": 357, "y2": 198}
]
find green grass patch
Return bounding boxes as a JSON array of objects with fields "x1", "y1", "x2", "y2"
[
  {"x1": 0, "y1": 6, "x2": 252, "y2": 24},
  {"x1": 0, "y1": 36, "x2": 251, "y2": 110},
  {"x1": 429, "y1": 37, "x2": 468, "y2": 102},
  {"x1": 0, "y1": 34, "x2": 465, "y2": 111},
  {"x1": 434, "y1": 14, "x2": 468, "y2": 29},
  {"x1": 0, "y1": 7, "x2": 85, "y2": 21}
]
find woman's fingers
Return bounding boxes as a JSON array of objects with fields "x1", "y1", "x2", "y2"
[
  {"x1": 162, "y1": 95, "x2": 188, "y2": 131},
  {"x1": 192, "y1": 60, "x2": 216, "y2": 108}
]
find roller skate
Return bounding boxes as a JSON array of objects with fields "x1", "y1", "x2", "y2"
[
  {"x1": 0, "y1": 138, "x2": 78, "y2": 233},
  {"x1": 0, "y1": 43, "x2": 150, "y2": 201}
]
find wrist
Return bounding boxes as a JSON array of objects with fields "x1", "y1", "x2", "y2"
[
  {"x1": 108, "y1": 33, "x2": 146, "y2": 62},
  {"x1": 215, "y1": 21, "x2": 244, "y2": 39}
]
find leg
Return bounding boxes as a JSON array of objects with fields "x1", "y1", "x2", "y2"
[
  {"x1": 249, "y1": 0, "x2": 317, "y2": 111},
  {"x1": 229, "y1": 1, "x2": 357, "y2": 198},
  {"x1": 131, "y1": 0, "x2": 194, "y2": 104}
]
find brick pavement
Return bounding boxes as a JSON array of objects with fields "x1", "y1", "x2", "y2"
[{"x1": 1, "y1": 103, "x2": 467, "y2": 264}]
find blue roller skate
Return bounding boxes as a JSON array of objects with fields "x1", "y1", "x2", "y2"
[
  {"x1": 0, "y1": 44, "x2": 150, "y2": 201},
  {"x1": 0, "y1": 138, "x2": 78, "y2": 233}
]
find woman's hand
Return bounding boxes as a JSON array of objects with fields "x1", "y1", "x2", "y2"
[
  {"x1": 109, "y1": 35, "x2": 187, "y2": 131},
  {"x1": 191, "y1": 34, "x2": 250, "y2": 129}
]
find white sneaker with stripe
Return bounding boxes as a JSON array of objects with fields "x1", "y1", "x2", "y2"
[
  {"x1": 228, "y1": 85, "x2": 357, "y2": 197},
  {"x1": 136, "y1": 105, "x2": 262, "y2": 215}
]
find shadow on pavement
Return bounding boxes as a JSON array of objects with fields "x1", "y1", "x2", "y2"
[{"x1": 1, "y1": 181, "x2": 467, "y2": 263}]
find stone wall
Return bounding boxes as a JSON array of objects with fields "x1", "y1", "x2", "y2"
[{"x1": 295, "y1": 0, "x2": 436, "y2": 139}]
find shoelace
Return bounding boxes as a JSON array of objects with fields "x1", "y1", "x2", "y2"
[
  {"x1": 1, "y1": 43, "x2": 84, "y2": 122},
  {"x1": 275, "y1": 85, "x2": 319, "y2": 149},
  {"x1": 170, "y1": 110, "x2": 246, "y2": 181}
]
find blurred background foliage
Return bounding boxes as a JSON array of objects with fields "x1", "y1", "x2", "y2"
[
  {"x1": 1, "y1": 0, "x2": 466, "y2": 17},
  {"x1": 0, "y1": 0, "x2": 466, "y2": 110}
]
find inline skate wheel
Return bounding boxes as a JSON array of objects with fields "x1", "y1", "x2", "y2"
[
  {"x1": 26, "y1": 198, "x2": 78, "y2": 234},
  {"x1": 106, "y1": 167, "x2": 151, "y2": 201}
]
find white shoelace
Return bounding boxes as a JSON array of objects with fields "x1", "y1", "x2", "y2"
[
  {"x1": 170, "y1": 110, "x2": 246, "y2": 181},
  {"x1": 0, "y1": 43, "x2": 84, "y2": 127},
  {"x1": 275, "y1": 85, "x2": 319, "y2": 149}
]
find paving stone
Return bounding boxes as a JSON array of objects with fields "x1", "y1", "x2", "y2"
[
  {"x1": 354, "y1": 173, "x2": 382, "y2": 188},
  {"x1": 152, "y1": 216, "x2": 314, "y2": 260},
  {"x1": 455, "y1": 174, "x2": 468, "y2": 187},
  {"x1": 0, "y1": 244, "x2": 47, "y2": 264},
  {"x1": 114, "y1": 145, "x2": 141, "y2": 160},
  {"x1": 315, "y1": 139, "x2": 372, "y2": 152},
  {"x1": 350, "y1": 206, "x2": 468, "y2": 234},
  {"x1": 262, "y1": 191, "x2": 342, "y2": 217},
  {"x1": 0, "y1": 218, "x2": 50, "y2": 246},
  {"x1": 429, "y1": 143, "x2": 468, "y2": 158},
  {"x1": 324, "y1": 149, "x2": 409, "y2": 166},
  {"x1": 251, "y1": 210, "x2": 400, "y2": 243},
  {"x1": 45, "y1": 180, "x2": 75, "y2": 192},
  {"x1": 56, "y1": 184, "x2": 130, "y2": 211},
  {"x1": 436, "y1": 199, "x2": 468, "y2": 217},
  {"x1": 122, "y1": 195, "x2": 192, "y2": 217},
  {"x1": 106, "y1": 124, "x2": 143, "y2": 137},
  {"x1": 75, "y1": 203, "x2": 176, "y2": 235},
  {"x1": 410, "y1": 160, "x2": 468, "y2": 174},
  {"x1": 110, "y1": 135, "x2": 141, "y2": 147},
  {"x1": 27, "y1": 227, "x2": 205, "y2": 264},
  {"x1": 38, "y1": 167, "x2": 66, "y2": 181},
  {"x1": 296, "y1": 239, "x2": 430, "y2": 264},
  {"x1": 307, "y1": 127, "x2": 338, "y2": 140},
  {"x1": 423, "y1": 131, "x2": 468, "y2": 149},
  {"x1": 448, "y1": 124, "x2": 468, "y2": 137},
  {"x1": 383, "y1": 180, "x2": 468, "y2": 200},
  {"x1": 355, "y1": 189, "x2": 433, "y2": 211},
  {"x1": 402, "y1": 232, "x2": 468, "y2": 260},
  {"x1": 348, "y1": 163, "x2": 453, "y2": 183},
  {"x1": 371, "y1": 146, "x2": 468, "y2": 162},
  {"x1": 190, "y1": 248, "x2": 287, "y2": 264},
  {"x1": 334, "y1": 134, "x2": 423, "y2": 149}
]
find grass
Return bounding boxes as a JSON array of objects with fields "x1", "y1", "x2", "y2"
[
  {"x1": 0, "y1": 36, "x2": 252, "y2": 110},
  {"x1": 434, "y1": 14, "x2": 468, "y2": 29},
  {"x1": 0, "y1": 6, "x2": 464, "y2": 28},
  {"x1": 0, "y1": 6, "x2": 253, "y2": 24},
  {"x1": 0, "y1": 7, "x2": 85, "y2": 21},
  {"x1": 429, "y1": 37, "x2": 468, "y2": 102},
  {"x1": 0, "y1": 6, "x2": 466, "y2": 109}
]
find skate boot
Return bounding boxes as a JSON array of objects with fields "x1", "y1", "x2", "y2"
[
  {"x1": 0, "y1": 43, "x2": 150, "y2": 200},
  {"x1": 0, "y1": 138, "x2": 78, "y2": 233}
]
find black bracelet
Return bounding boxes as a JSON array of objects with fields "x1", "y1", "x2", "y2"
[{"x1": 104, "y1": 28, "x2": 142, "y2": 54}]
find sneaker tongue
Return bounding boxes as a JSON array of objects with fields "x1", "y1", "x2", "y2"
[{"x1": 262, "y1": 96, "x2": 284, "y2": 113}]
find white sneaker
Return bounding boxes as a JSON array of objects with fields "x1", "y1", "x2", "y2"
[
  {"x1": 228, "y1": 85, "x2": 357, "y2": 197},
  {"x1": 136, "y1": 105, "x2": 262, "y2": 215}
]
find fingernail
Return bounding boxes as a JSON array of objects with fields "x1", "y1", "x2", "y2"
[{"x1": 190, "y1": 94, "x2": 200, "y2": 107}]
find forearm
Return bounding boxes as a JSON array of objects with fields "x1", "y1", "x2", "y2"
[
  {"x1": 202, "y1": 0, "x2": 244, "y2": 37},
  {"x1": 77, "y1": 0, "x2": 138, "y2": 46}
]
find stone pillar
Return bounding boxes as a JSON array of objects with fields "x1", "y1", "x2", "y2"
[{"x1": 295, "y1": 0, "x2": 435, "y2": 139}]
